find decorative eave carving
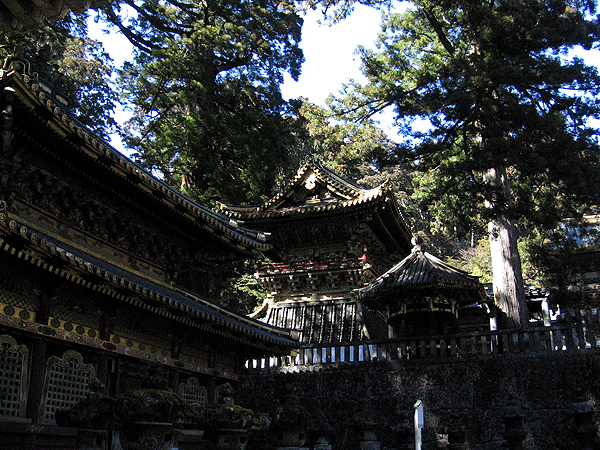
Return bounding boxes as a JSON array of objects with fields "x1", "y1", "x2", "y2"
[
  {"x1": 0, "y1": 211, "x2": 297, "y2": 354},
  {"x1": 359, "y1": 240, "x2": 487, "y2": 314},
  {"x1": 256, "y1": 256, "x2": 374, "y2": 298},
  {"x1": 219, "y1": 155, "x2": 390, "y2": 220},
  {"x1": 0, "y1": 63, "x2": 271, "y2": 257}
]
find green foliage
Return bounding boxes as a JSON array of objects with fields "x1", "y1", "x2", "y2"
[
  {"x1": 331, "y1": 0, "x2": 600, "y2": 236},
  {"x1": 301, "y1": 0, "x2": 392, "y2": 23},
  {"x1": 298, "y1": 101, "x2": 402, "y2": 180},
  {"x1": 523, "y1": 215, "x2": 600, "y2": 289},
  {"x1": 100, "y1": 0, "x2": 306, "y2": 206},
  {"x1": 0, "y1": 15, "x2": 118, "y2": 140},
  {"x1": 446, "y1": 238, "x2": 492, "y2": 284},
  {"x1": 208, "y1": 260, "x2": 269, "y2": 314}
]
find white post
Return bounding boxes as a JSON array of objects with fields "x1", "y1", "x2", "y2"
[
  {"x1": 542, "y1": 297, "x2": 552, "y2": 326},
  {"x1": 414, "y1": 400, "x2": 424, "y2": 450}
]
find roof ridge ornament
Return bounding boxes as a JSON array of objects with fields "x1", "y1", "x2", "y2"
[
  {"x1": 0, "y1": 54, "x2": 38, "y2": 82},
  {"x1": 411, "y1": 235, "x2": 423, "y2": 252}
]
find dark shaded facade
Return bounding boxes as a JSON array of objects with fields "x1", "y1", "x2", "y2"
[{"x1": 0, "y1": 60, "x2": 295, "y2": 448}]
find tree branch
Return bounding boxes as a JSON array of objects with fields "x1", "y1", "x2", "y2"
[
  {"x1": 420, "y1": 6, "x2": 455, "y2": 56},
  {"x1": 104, "y1": 4, "x2": 157, "y2": 54}
]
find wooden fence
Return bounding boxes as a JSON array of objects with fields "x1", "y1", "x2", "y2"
[{"x1": 247, "y1": 308, "x2": 600, "y2": 369}]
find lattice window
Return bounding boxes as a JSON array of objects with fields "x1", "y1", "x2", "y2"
[
  {"x1": 179, "y1": 377, "x2": 207, "y2": 407},
  {"x1": 41, "y1": 350, "x2": 95, "y2": 422},
  {"x1": 0, "y1": 335, "x2": 29, "y2": 418}
]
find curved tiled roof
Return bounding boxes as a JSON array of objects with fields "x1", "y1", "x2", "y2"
[
  {"x1": 359, "y1": 243, "x2": 486, "y2": 302},
  {"x1": 0, "y1": 211, "x2": 296, "y2": 352},
  {"x1": 220, "y1": 156, "x2": 394, "y2": 219},
  {"x1": 0, "y1": 64, "x2": 270, "y2": 255}
]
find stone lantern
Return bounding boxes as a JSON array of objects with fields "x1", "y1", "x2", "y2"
[
  {"x1": 502, "y1": 399, "x2": 526, "y2": 450},
  {"x1": 571, "y1": 390, "x2": 598, "y2": 450}
]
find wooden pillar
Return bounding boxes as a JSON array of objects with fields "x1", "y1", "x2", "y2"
[
  {"x1": 207, "y1": 377, "x2": 216, "y2": 405},
  {"x1": 23, "y1": 337, "x2": 47, "y2": 450},
  {"x1": 25, "y1": 336, "x2": 47, "y2": 423},
  {"x1": 169, "y1": 368, "x2": 180, "y2": 393},
  {"x1": 96, "y1": 353, "x2": 109, "y2": 396}
]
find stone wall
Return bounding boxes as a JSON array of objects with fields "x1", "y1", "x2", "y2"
[{"x1": 240, "y1": 351, "x2": 600, "y2": 449}]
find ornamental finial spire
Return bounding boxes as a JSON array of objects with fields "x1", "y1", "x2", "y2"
[{"x1": 411, "y1": 235, "x2": 423, "y2": 252}]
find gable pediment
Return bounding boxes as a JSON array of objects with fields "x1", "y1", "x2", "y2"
[{"x1": 273, "y1": 169, "x2": 357, "y2": 209}]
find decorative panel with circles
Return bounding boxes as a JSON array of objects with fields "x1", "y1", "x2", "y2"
[
  {"x1": 47, "y1": 316, "x2": 99, "y2": 339},
  {"x1": 0, "y1": 302, "x2": 36, "y2": 323}
]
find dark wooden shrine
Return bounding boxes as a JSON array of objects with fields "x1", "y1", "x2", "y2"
[
  {"x1": 220, "y1": 156, "x2": 414, "y2": 344},
  {"x1": 0, "y1": 59, "x2": 296, "y2": 448},
  {"x1": 359, "y1": 238, "x2": 487, "y2": 336}
]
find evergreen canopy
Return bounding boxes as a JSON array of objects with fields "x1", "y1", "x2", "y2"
[
  {"x1": 333, "y1": 0, "x2": 600, "y2": 232},
  {"x1": 101, "y1": 0, "x2": 305, "y2": 205},
  {"x1": 328, "y1": 0, "x2": 600, "y2": 327}
]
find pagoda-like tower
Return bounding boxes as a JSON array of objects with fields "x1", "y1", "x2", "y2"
[{"x1": 220, "y1": 156, "x2": 414, "y2": 344}]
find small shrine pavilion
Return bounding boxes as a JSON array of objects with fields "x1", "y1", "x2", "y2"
[
  {"x1": 359, "y1": 238, "x2": 487, "y2": 336},
  {"x1": 220, "y1": 156, "x2": 414, "y2": 344}
]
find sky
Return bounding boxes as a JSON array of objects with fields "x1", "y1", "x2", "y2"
[{"x1": 280, "y1": 5, "x2": 383, "y2": 103}]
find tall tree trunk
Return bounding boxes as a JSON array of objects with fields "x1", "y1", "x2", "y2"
[{"x1": 486, "y1": 167, "x2": 529, "y2": 329}]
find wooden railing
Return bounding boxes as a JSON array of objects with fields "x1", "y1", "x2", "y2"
[{"x1": 247, "y1": 309, "x2": 600, "y2": 369}]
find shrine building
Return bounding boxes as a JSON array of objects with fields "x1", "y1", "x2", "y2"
[
  {"x1": 219, "y1": 157, "x2": 415, "y2": 345},
  {"x1": 0, "y1": 58, "x2": 296, "y2": 448}
]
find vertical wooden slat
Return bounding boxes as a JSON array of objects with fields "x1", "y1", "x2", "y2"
[
  {"x1": 481, "y1": 335, "x2": 488, "y2": 355},
  {"x1": 398, "y1": 341, "x2": 406, "y2": 361},
  {"x1": 439, "y1": 338, "x2": 447, "y2": 358},
  {"x1": 490, "y1": 333, "x2": 499, "y2": 354},
  {"x1": 351, "y1": 344, "x2": 358, "y2": 363},
  {"x1": 469, "y1": 336, "x2": 477, "y2": 355},
  {"x1": 501, "y1": 333, "x2": 510, "y2": 354},
  {"x1": 430, "y1": 339, "x2": 437, "y2": 357},
  {"x1": 532, "y1": 330, "x2": 542, "y2": 352},
  {"x1": 575, "y1": 309, "x2": 586, "y2": 349},
  {"x1": 555, "y1": 329, "x2": 564, "y2": 351},
  {"x1": 363, "y1": 344, "x2": 371, "y2": 362},
  {"x1": 409, "y1": 341, "x2": 417, "y2": 359}
]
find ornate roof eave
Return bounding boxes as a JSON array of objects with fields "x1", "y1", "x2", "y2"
[
  {"x1": 0, "y1": 67, "x2": 271, "y2": 256},
  {"x1": 221, "y1": 187, "x2": 388, "y2": 221},
  {"x1": 359, "y1": 242, "x2": 487, "y2": 306},
  {"x1": 219, "y1": 155, "x2": 389, "y2": 219},
  {"x1": 0, "y1": 213, "x2": 297, "y2": 354},
  {"x1": 266, "y1": 155, "x2": 368, "y2": 209}
]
